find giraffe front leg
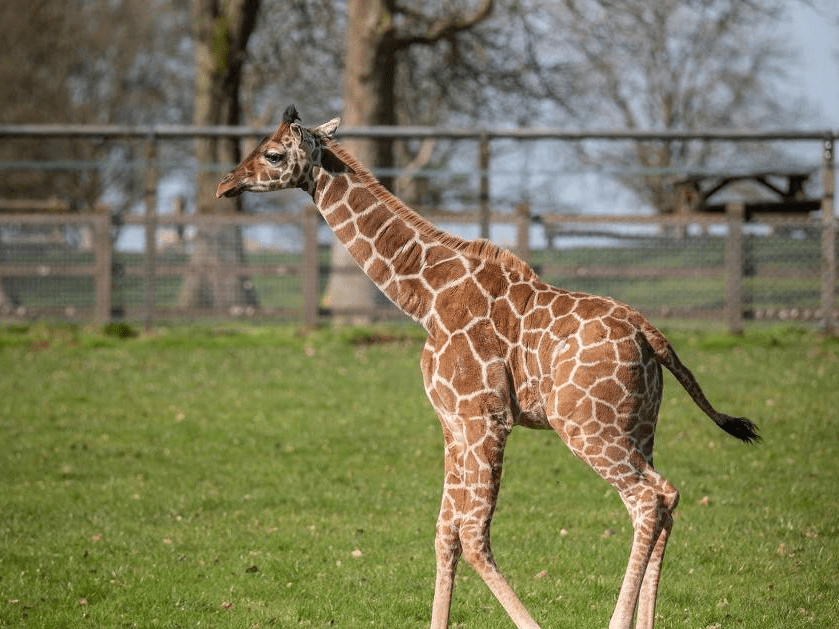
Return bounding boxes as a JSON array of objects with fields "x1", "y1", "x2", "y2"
[
  {"x1": 430, "y1": 438, "x2": 463, "y2": 629},
  {"x1": 438, "y1": 414, "x2": 542, "y2": 629},
  {"x1": 458, "y1": 521, "x2": 542, "y2": 629},
  {"x1": 430, "y1": 520, "x2": 460, "y2": 629}
]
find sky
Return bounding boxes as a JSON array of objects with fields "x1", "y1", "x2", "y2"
[{"x1": 789, "y1": 2, "x2": 839, "y2": 128}]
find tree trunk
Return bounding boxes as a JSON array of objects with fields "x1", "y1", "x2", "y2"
[
  {"x1": 179, "y1": 0, "x2": 260, "y2": 311},
  {"x1": 324, "y1": 0, "x2": 398, "y2": 324}
]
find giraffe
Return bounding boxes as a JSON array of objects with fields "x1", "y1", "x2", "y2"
[{"x1": 216, "y1": 106, "x2": 760, "y2": 629}]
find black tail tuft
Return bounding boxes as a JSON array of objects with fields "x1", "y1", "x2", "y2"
[{"x1": 715, "y1": 414, "x2": 761, "y2": 444}]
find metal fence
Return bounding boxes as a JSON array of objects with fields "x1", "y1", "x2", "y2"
[{"x1": 0, "y1": 124, "x2": 836, "y2": 332}]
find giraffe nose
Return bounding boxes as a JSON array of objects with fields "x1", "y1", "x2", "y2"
[{"x1": 215, "y1": 173, "x2": 239, "y2": 198}]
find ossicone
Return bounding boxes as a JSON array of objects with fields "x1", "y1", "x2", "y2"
[{"x1": 283, "y1": 105, "x2": 301, "y2": 124}]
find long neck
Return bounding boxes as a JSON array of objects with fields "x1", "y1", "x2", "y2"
[
  {"x1": 310, "y1": 139, "x2": 538, "y2": 328},
  {"x1": 311, "y1": 142, "x2": 441, "y2": 325}
]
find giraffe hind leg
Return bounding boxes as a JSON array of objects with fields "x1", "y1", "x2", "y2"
[
  {"x1": 635, "y1": 495, "x2": 677, "y2": 629},
  {"x1": 547, "y1": 400, "x2": 677, "y2": 627},
  {"x1": 609, "y1": 472, "x2": 679, "y2": 629}
]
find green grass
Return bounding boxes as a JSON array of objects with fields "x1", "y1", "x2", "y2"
[{"x1": 1, "y1": 323, "x2": 837, "y2": 628}]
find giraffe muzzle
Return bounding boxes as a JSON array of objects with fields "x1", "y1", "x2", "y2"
[{"x1": 215, "y1": 173, "x2": 243, "y2": 198}]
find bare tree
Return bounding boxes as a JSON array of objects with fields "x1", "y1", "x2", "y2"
[
  {"x1": 0, "y1": 0, "x2": 190, "y2": 307},
  {"x1": 236, "y1": 0, "x2": 567, "y2": 321},
  {"x1": 178, "y1": 0, "x2": 261, "y2": 309},
  {"x1": 546, "y1": 0, "x2": 806, "y2": 212},
  {"x1": 324, "y1": 0, "x2": 496, "y2": 322},
  {"x1": 0, "y1": 0, "x2": 188, "y2": 201},
  {"x1": 245, "y1": 0, "x2": 345, "y2": 126}
]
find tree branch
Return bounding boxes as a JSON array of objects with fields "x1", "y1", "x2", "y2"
[{"x1": 393, "y1": 0, "x2": 493, "y2": 49}]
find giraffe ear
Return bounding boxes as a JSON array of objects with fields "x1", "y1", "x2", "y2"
[{"x1": 312, "y1": 117, "x2": 340, "y2": 140}]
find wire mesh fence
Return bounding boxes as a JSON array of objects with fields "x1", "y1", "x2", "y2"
[
  {"x1": 0, "y1": 212, "x2": 318, "y2": 324},
  {"x1": 533, "y1": 213, "x2": 828, "y2": 325},
  {"x1": 1, "y1": 206, "x2": 833, "y2": 331}
]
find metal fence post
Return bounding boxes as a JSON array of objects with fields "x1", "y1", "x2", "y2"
[
  {"x1": 92, "y1": 213, "x2": 112, "y2": 325},
  {"x1": 725, "y1": 202, "x2": 745, "y2": 334},
  {"x1": 302, "y1": 205, "x2": 320, "y2": 327},
  {"x1": 143, "y1": 135, "x2": 158, "y2": 329},
  {"x1": 821, "y1": 137, "x2": 836, "y2": 334}
]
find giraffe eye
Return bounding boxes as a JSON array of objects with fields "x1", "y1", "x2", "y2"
[{"x1": 265, "y1": 151, "x2": 285, "y2": 165}]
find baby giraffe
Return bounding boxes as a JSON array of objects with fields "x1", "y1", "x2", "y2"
[{"x1": 216, "y1": 106, "x2": 759, "y2": 629}]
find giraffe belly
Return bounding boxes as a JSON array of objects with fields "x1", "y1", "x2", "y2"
[{"x1": 512, "y1": 384, "x2": 551, "y2": 429}]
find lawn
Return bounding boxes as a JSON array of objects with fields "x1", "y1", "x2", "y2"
[{"x1": 1, "y1": 322, "x2": 837, "y2": 628}]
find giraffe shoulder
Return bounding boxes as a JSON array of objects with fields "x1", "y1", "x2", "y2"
[{"x1": 461, "y1": 238, "x2": 538, "y2": 280}]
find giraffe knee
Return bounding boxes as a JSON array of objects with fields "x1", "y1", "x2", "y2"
[
  {"x1": 646, "y1": 476, "x2": 679, "y2": 513},
  {"x1": 648, "y1": 482, "x2": 679, "y2": 523},
  {"x1": 658, "y1": 480, "x2": 679, "y2": 513},
  {"x1": 436, "y1": 525, "x2": 462, "y2": 565},
  {"x1": 651, "y1": 483, "x2": 679, "y2": 533},
  {"x1": 621, "y1": 479, "x2": 679, "y2": 526},
  {"x1": 457, "y1": 524, "x2": 494, "y2": 570}
]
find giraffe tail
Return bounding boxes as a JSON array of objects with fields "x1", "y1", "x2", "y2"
[{"x1": 642, "y1": 324, "x2": 761, "y2": 444}]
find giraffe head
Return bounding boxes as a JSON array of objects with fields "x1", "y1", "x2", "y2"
[{"x1": 216, "y1": 105, "x2": 340, "y2": 198}]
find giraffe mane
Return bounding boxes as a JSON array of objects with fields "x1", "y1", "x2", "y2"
[{"x1": 322, "y1": 139, "x2": 538, "y2": 281}]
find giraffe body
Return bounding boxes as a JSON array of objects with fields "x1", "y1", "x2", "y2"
[{"x1": 217, "y1": 106, "x2": 759, "y2": 629}]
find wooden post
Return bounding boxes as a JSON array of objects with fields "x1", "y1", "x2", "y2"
[
  {"x1": 479, "y1": 131, "x2": 490, "y2": 240},
  {"x1": 516, "y1": 202, "x2": 530, "y2": 262},
  {"x1": 142, "y1": 136, "x2": 158, "y2": 329},
  {"x1": 821, "y1": 137, "x2": 836, "y2": 335},
  {"x1": 725, "y1": 202, "x2": 745, "y2": 334},
  {"x1": 92, "y1": 213, "x2": 112, "y2": 325},
  {"x1": 302, "y1": 205, "x2": 319, "y2": 327}
]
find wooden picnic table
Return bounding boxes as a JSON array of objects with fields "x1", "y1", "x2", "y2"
[{"x1": 674, "y1": 169, "x2": 820, "y2": 219}]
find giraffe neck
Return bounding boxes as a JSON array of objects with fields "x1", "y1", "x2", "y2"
[
  {"x1": 310, "y1": 142, "x2": 448, "y2": 325},
  {"x1": 310, "y1": 139, "x2": 538, "y2": 329}
]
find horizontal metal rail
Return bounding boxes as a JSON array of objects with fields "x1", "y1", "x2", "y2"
[{"x1": 0, "y1": 123, "x2": 835, "y2": 142}]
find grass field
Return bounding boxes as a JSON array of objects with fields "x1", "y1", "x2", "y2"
[{"x1": 1, "y1": 322, "x2": 837, "y2": 628}]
